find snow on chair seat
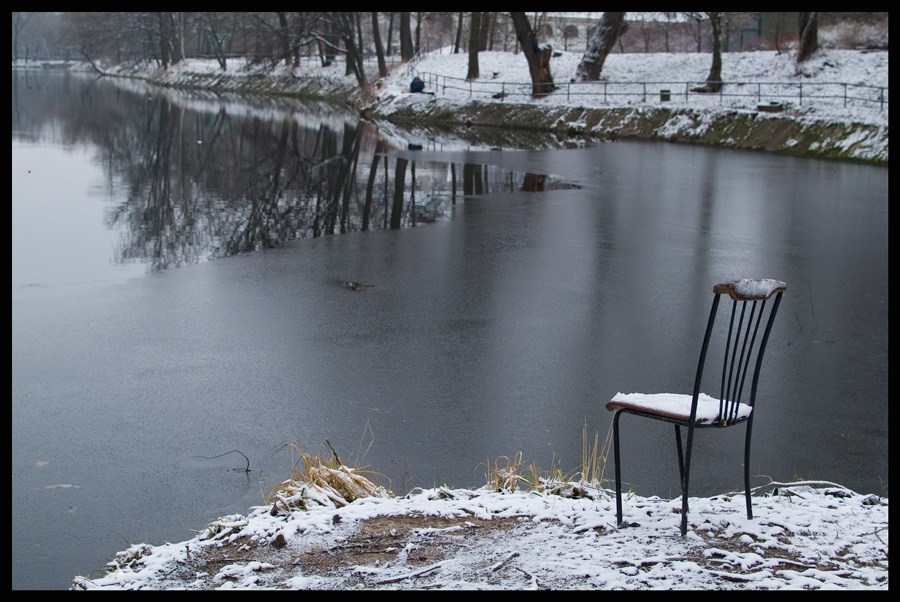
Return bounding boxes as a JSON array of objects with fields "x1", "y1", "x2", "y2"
[{"x1": 607, "y1": 392, "x2": 753, "y2": 425}]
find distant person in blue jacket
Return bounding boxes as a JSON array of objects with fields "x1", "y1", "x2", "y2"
[{"x1": 410, "y1": 77, "x2": 425, "y2": 93}]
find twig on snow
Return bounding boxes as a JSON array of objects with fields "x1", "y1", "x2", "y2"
[
  {"x1": 490, "y1": 551, "x2": 520, "y2": 572},
  {"x1": 373, "y1": 563, "x2": 442, "y2": 584}
]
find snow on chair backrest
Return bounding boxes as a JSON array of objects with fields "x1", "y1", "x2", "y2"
[{"x1": 706, "y1": 279, "x2": 786, "y2": 426}]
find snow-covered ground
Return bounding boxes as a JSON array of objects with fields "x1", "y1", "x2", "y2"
[
  {"x1": 74, "y1": 478, "x2": 887, "y2": 590},
  {"x1": 380, "y1": 47, "x2": 888, "y2": 125},
  {"x1": 413, "y1": 48, "x2": 883, "y2": 114},
  {"x1": 98, "y1": 46, "x2": 887, "y2": 130}
]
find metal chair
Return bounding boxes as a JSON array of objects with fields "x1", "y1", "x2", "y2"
[{"x1": 605, "y1": 279, "x2": 786, "y2": 536}]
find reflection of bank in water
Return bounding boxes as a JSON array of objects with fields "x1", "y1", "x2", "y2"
[{"x1": 13, "y1": 68, "x2": 587, "y2": 276}]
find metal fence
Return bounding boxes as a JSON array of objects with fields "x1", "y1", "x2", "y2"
[{"x1": 414, "y1": 70, "x2": 889, "y2": 111}]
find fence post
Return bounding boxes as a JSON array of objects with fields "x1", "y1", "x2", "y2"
[
  {"x1": 604, "y1": 82, "x2": 607, "y2": 104},
  {"x1": 799, "y1": 82, "x2": 803, "y2": 105},
  {"x1": 843, "y1": 83, "x2": 847, "y2": 108}
]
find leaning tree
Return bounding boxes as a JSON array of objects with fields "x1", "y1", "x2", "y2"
[{"x1": 574, "y1": 12, "x2": 628, "y2": 82}]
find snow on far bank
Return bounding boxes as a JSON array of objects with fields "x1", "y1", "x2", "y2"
[
  {"x1": 58, "y1": 46, "x2": 887, "y2": 161},
  {"x1": 89, "y1": 46, "x2": 887, "y2": 129},
  {"x1": 369, "y1": 47, "x2": 887, "y2": 162},
  {"x1": 387, "y1": 47, "x2": 888, "y2": 127},
  {"x1": 73, "y1": 481, "x2": 887, "y2": 590}
]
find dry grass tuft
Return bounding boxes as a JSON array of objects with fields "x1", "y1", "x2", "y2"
[
  {"x1": 266, "y1": 442, "x2": 392, "y2": 514},
  {"x1": 484, "y1": 421, "x2": 614, "y2": 499}
]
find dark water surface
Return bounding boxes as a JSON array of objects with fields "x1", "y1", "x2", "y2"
[{"x1": 12, "y1": 69, "x2": 888, "y2": 589}]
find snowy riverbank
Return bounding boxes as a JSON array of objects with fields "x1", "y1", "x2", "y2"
[
  {"x1": 366, "y1": 48, "x2": 888, "y2": 163},
  {"x1": 46, "y1": 46, "x2": 888, "y2": 163},
  {"x1": 74, "y1": 477, "x2": 887, "y2": 590}
]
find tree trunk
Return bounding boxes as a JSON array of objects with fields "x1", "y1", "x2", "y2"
[
  {"x1": 486, "y1": 12, "x2": 497, "y2": 50},
  {"x1": 454, "y1": 12, "x2": 464, "y2": 54},
  {"x1": 399, "y1": 12, "x2": 414, "y2": 62},
  {"x1": 386, "y1": 12, "x2": 394, "y2": 56},
  {"x1": 276, "y1": 12, "x2": 293, "y2": 68},
  {"x1": 797, "y1": 12, "x2": 818, "y2": 65},
  {"x1": 362, "y1": 139, "x2": 386, "y2": 231},
  {"x1": 334, "y1": 12, "x2": 366, "y2": 89},
  {"x1": 371, "y1": 12, "x2": 388, "y2": 78},
  {"x1": 467, "y1": 12, "x2": 483, "y2": 80},
  {"x1": 391, "y1": 158, "x2": 408, "y2": 229},
  {"x1": 704, "y1": 12, "x2": 723, "y2": 92},
  {"x1": 415, "y1": 12, "x2": 422, "y2": 54},
  {"x1": 205, "y1": 14, "x2": 227, "y2": 70},
  {"x1": 575, "y1": 12, "x2": 627, "y2": 82},
  {"x1": 510, "y1": 12, "x2": 555, "y2": 98},
  {"x1": 158, "y1": 12, "x2": 171, "y2": 68}
]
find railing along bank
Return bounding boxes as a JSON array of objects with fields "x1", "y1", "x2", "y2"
[{"x1": 412, "y1": 70, "x2": 888, "y2": 111}]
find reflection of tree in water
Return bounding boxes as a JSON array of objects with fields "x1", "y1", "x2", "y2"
[
  {"x1": 104, "y1": 96, "x2": 531, "y2": 272},
  {"x1": 14, "y1": 70, "x2": 570, "y2": 273},
  {"x1": 103, "y1": 93, "x2": 464, "y2": 272}
]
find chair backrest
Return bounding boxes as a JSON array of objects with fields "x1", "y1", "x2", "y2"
[{"x1": 691, "y1": 279, "x2": 787, "y2": 426}]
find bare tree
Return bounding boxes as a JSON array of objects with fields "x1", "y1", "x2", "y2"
[
  {"x1": 414, "y1": 12, "x2": 422, "y2": 54},
  {"x1": 763, "y1": 12, "x2": 795, "y2": 53},
  {"x1": 331, "y1": 12, "x2": 366, "y2": 88},
  {"x1": 399, "y1": 12, "x2": 414, "y2": 61},
  {"x1": 485, "y1": 12, "x2": 498, "y2": 50},
  {"x1": 275, "y1": 12, "x2": 293, "y2": 67},
  {"x1": 797, "y1": 12, "x2": 818, "y2": 65},
  {"x1": 371, "y1": 12, "x2": 388, "y2": 78},
  {"x1": 12, "y1": 12, "x2": 33, "y2": 62},
  {"x1": 157, "y1": 12, "x2": 184, "y2": 68},
  {"x1": 510, "y1": 12, "x2": 555, "y2": 97},
  {"x1": 705, "y1": 12, "x2": 723, "y2": 92},
  {"x1": 575, "y1": 12, "x2": 627, "y2": 82},
  {"x1": 467, "y1": 12, "x2": 483, "y2": 80},
  {"x1": 684, "y1": 12, "x2": 723, "y2": 93},
  {"x1": 204, "y1": 13, "x2": 229, "y2": 70}
]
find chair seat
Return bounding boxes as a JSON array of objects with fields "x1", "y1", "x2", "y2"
[{"x1": 607, "y1": 392, "x2": 753, "y2": 424}]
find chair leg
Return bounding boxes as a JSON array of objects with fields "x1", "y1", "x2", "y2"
[
  {"x1": 612, "y1": 411, "x2": 623, "y2": 528},
  {"x1": 744, "y1": 420, "x2": 754, "y2": 520},
  {"x1": 674, "y1": 425, "x2": 685, "y2": 484},
  {"x1": 680, "y1": 427, "x2": 696, "y2": 537}
]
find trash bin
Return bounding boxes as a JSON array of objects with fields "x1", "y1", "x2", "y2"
[{"x1": 660, "y1": 89, "x2": 671, "y2": 102}]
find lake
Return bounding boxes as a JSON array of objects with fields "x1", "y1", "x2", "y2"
[{"x1": 12, "y1": 68, "x2": 888, "y2": 589}]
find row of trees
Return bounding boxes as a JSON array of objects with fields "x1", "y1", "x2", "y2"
[
  {"x1": 511, "y1": 12, "x2": 820, "y2": 97},
  {"x1": 14, "y1": 12, "x2": 823, "y2": 96},
  {"x1": 12, "y1": 12, "x2": 447, "y2": 70}
]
